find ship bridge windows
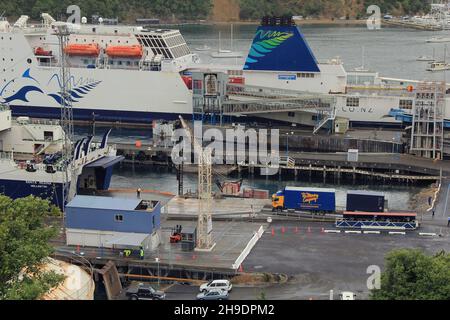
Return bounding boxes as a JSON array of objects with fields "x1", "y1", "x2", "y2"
[
  {"x1": 399, "y1": 99, "x2": 413, "y2": 110},
  {"x1": 346, "y1": 97, "x2": 360, "y2": 107},
  {"x1": 135, "y1": 31, "x2": 190, "y2": 60}
]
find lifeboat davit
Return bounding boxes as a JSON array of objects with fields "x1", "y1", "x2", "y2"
[
  {"x1": 105, "y1": 45, "x2": 143, "y2": 58},
  {"x1": 34, "y1": 47, "x2": 53, "y2": 56},
  {"x1": 64, "y1": 43, "x2": 100, "y2": 56}
]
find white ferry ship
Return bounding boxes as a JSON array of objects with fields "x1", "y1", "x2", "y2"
[
  {"x1": 0, "y1": 13, "x2": 447, "y2": 128},
  {"x1": 0, "y1": 14, "x2": 197, "y2": 123}
]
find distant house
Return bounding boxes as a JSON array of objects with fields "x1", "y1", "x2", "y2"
[{"x1": 65, "y1": 195, "x2": 161, "y2": 251}]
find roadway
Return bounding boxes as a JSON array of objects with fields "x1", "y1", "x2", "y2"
[
  {"x1": 240, "y1": 221, "x2": 450, "y2": 299},
  {"x1": 155, "y1": 220, "x2": 450, "y2": 300}
]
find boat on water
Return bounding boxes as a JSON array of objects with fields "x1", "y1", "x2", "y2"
[
  {"x1": 0, "y1": 13, "x2": 198, "y2": 123},
  {"x1": 0, "y1": 104, "x2": 123, "y2": 209},
  {"x1": 426, "y1": 61, "x2": 450, "y2": 71},
  {"x1": 195, "y1": 44, "x2": 211, "y2": 51},
  {"x1": 210, "y1": 25, "x2": 243, "y2": 58},
  {"x1": 426, "y1": 36, "x2": 450, "y2": 43},
  {"x1": 417, "y1": 55, "x2": 435, "y2": 62},
  {"x1": 1, "y1": 13, "x2": 450, "y2": 128}
]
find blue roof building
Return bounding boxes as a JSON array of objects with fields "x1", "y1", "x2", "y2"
[{"x1": 65, "y1": 195, "x2": 161, "y2": 251}]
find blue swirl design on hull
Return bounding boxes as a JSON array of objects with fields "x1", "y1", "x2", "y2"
[
  {"x1": 4, "y1": 86, "x2": 44, "y2": 103},
  {"x1": 47, "y1": 81, "x2": 102, "y2": 105},
  {"x1": 0, "y1": 67, "x2": 102, "y2": 106}
]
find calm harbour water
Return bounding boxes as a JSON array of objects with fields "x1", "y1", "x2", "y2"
[{"x1": 101, "y1": 24, "x2": 437, "y2": 209}]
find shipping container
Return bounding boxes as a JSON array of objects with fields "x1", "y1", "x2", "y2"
[
  {"x1": 346, "y1": 190, "x2": 385, "y2": 213},
  {"x1": 273, "y1": 187, "x2": 336, "y2": 212}
]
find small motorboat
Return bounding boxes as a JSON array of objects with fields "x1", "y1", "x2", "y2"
[
  {"x1": 195, "y1": 44, "x2": 211, "y2": 51},
  {"x1": 426, "y1": 36, "x2": 450, "y2": 43},
  {"x1": 417, "y1": 55, "x2": 435, "y2": 62},
  {"x1": 426, "y1": 61, "x2": 450, "y2": 71}
]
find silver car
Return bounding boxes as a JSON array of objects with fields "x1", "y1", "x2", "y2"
[{"x1": 196, "y1": 289, "x2": 229, "y2": 301}]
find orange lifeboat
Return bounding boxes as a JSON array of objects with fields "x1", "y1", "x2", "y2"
[
  {"x1": 34, "y1": 47, "x2": 53, "y2": 56},
  {"x1": 105, "y1": 45, "x2": 143, "y2": 58},
  {"x1": 64, "y1": 43, "x2": 100, "y2": 56}
]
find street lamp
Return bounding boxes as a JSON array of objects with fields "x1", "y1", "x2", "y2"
[{"x1": 155, "y1": 257, "x2": 160, "y2": 289}]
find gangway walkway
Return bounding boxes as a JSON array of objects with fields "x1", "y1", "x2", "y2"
[{"x1": 222, "y1": 84, "x2": 337, "y2": 133}]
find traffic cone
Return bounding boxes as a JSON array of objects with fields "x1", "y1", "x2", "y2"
[
  {"x1": 271, "y1": 228, "x2": 275, "y2": 237},
  {"x1": 281, "y1": 227, "x2": 285, "y2": 234},
  {"x1": 321, "y1": 228, "x2": 325, "y2": 234},
  {"x1": 239, "y1": 264, "x2": 244, "y2": 272},
  {"x1": 192, "y1": 254, "x2": 197, "y2": 260},
  {"x1": 307, "y1": 227, "x2": 311, "y2": 233},
  {"x1": 76, "y1": 245, "x2": 80, "y2": 253},
  {"x1": 295, "y1": 227, "x2": 299, "y2": 234}
]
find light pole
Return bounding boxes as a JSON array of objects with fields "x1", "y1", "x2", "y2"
[
  {"x1": 155, "y1": 257, "x2": 160, "y2": 289},
  {"x1": 286, "y1": 133, "x2": 289, "y2": 157}
]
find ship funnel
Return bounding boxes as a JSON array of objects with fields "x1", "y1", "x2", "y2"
[{"x1": 244, "y1": 16, "x2": 320, "y2": 73}]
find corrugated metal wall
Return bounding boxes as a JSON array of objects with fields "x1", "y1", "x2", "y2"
[{"x1": 66, "y1": 203, "x2": 161, "y2": 234}]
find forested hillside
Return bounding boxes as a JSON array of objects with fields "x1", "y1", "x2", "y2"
[
  {"x1": 239, "y1": 0, "x2": 431, "y2": 20},
  {"x1": 0, "y1": 0, "x2": 431, "y2": 22},
  {"x1": 0, "y1": 0, "x2": 213, "y2": 21}
]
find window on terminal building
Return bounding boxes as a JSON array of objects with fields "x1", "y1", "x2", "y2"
[{"x1": 115, "y1": 214, "x2": 124, "y2": 222}]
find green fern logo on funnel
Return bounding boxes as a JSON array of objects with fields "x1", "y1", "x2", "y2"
[{"x1": 245, "y1": 31, "x2": 294, "y2": 69}]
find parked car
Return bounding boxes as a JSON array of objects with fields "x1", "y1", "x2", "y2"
[
  {"x1": 126, "y1": 283, "x2": 166, "y2": 300},
  {"x1": 199, "y1": 280, "x2": 232, "y2": 293},
  {"x1": 196, "y1": 289, "x2": 229, "y2": 301}
]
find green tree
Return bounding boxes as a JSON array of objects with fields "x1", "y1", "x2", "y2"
[
  {"x1": 371, "y1": 249, "x2": 450, "y2": 300},
  {"x1": 0, "y1": 195, "x2": 64, "y2": 300}
]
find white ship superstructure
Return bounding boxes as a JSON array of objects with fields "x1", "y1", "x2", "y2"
[
  {"x1": 0, "y1": 14, "x2": 197, "y2": 122},
  {"x1": 188, "y1": 18, "x2": 450, "y2": 128},
  {"x1": 0, "y1": 104, "x2": 122, "y2": 208}
]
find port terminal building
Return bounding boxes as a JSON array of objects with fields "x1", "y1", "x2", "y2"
[{"x1": 65, "y1": 195, "x2": 161, "y2": 252}]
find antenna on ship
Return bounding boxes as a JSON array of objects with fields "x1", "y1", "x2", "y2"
[{"x1": 54, "y1": 23, "x2": 75, "y2": 214}]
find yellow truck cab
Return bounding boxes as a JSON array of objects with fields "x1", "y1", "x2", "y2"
[{"x1": 272, "y1": 191, "x2": 285, "y2": 211}]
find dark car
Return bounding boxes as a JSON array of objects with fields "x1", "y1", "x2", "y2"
[{"x1": 126, "y1": 283, "x2": 166, "y2": 300}]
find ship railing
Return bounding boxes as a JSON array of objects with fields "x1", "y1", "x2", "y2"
[{"x1": 21, "y1": 24, "x2": 49, "y2": 33}]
